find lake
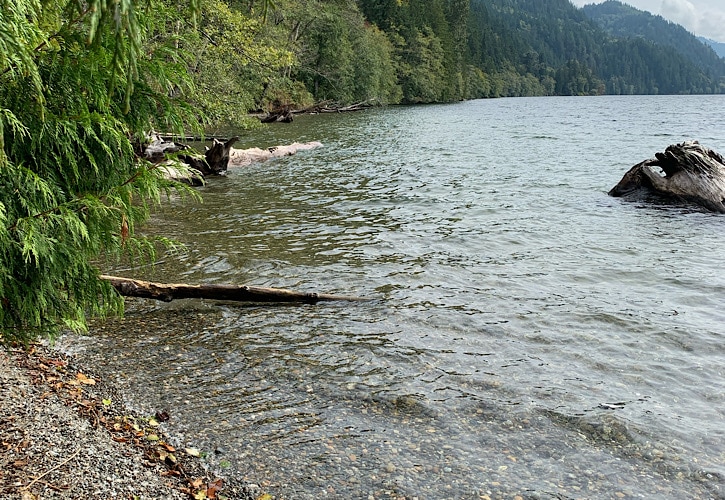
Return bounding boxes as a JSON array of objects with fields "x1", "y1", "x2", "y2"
[{"x1": 62, "y1": 95, "x2": 725, "y2": 499}]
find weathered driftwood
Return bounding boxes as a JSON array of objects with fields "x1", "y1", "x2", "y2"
[
  {"x1": 100, "y1": 275, "x2": 368, "y2": 304},
  {"x1": 609, "y1": 141, "x2": 725, "y2": 213},
  {"x1": 294, "y1": 100, "x2": 376, "y2": 115},
  {"x1": 146, "y1": 135, "x2": 238, "y2": 177},
  {"x1": 229, "y1": 141, "x2": 322, "y2": 167},
  {"x1": 149, "y1": 136, "x2": 322, "y2": 182},
  {"x1": 186, "y1": 136, "x2": 239, "y2": 176},
  {"x1": 144, "y1": 138, "x2": 184, "y2": 161},
  {"x1": 260, "y1": 108, "x2": 294, "y2": 123}
]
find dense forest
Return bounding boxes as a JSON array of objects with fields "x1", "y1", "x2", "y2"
[
  {"x1": 581, "y1": 1, "x2": 725, "y2": 87},
  {"x1": 2, "y1": 0, "x2": 724, "y2": 339},
  {"x1": 226, "y1": 0, "x2": 724, "y2": 111}
]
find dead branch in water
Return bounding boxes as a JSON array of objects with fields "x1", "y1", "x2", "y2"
[{"x1": 101, "y1": 275, "x2": 369, "y2": 304}]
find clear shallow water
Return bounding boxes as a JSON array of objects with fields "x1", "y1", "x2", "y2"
[{"x1": 65, "y1": 96, "x2": 724, "y2": 499}]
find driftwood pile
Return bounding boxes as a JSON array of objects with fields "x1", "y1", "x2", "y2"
[
  {"x1": 143, "y1": 135, "x2": 322, "y2": 183},
  {"x1": 259, "y1": 100, "x2": 376, "y2": 123},
  {"x1": 609, "y1": 141, "x2": 725, "y2": 213},
  {"x1": 145, "y1": 135, "x2": 238, "y2": 184}
]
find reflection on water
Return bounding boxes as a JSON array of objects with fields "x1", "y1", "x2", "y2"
[{"x1": 65, "y1": 96, "x2": 724, "y2": 499}]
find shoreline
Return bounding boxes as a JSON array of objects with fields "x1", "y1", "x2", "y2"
[{"x1": 0, "y1": 343, "x2": 263, "y2": 499}]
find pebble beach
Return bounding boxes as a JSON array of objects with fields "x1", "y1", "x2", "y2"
[{"x1": 0, "y1": 343, "x2": 259, "y2": 500}]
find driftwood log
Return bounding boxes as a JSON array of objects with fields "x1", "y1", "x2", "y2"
[
  {"x1": 229, "y1": 141, "x2": 322, "y2": 167},
  {"x1": 145, "y1": 135, "x2": 238, "y2": 184},
  {"x1": 184, "y1": 136, "x2": 239, "y2": 176},
  {"x1": 149, "y1": 136, "x2": 322, "y2": 182},
  {"x1": 258, "y1": 101, "x2": 376, "y2": 123},
  {"x1": 609, "y1": 141, "x2": 725, "y2": 213},
  {"x1": 101, "y1": 275, "x2": 368, "y2": 304},
  {"x1": 260, "y1": 108, "x2": 294, "y2": 123}
]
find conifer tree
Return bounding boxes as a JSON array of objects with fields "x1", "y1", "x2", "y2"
[{"x1": 0, "y1": 0, "x2": 202, "y2": 342}]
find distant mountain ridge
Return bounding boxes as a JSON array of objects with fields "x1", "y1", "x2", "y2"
[
  {"x1": 356, "y1": 0, "x2": 725, "y2": 99},
  {"x1": 468, "y1": 0, "x2": 722, "y2": 95},
  {"x1": 581, "y1": 0, "x2": 725, "y2": 79},
  {"x1": 699, "y1": 37, "x2": 725, "y2": 59}
]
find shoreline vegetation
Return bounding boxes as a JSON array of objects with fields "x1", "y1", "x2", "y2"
[
  {"x1": 3, "y1": 0, "x2": 725, "y2": 497},
  {"x1": 0, "y1": 342, "x2": 263, "y2": 500}
]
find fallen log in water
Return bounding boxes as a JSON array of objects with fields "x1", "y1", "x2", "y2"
[
  {"x1": 229, "y1": 141, "x2": 323, "y2": 167},
  {"x1": 149, "y1": 137, "x2": 321, "y2": 182},
  {"x1": 146, "y1": 135, "x2": 238, "y2": 184},
  {"x1": 100, "y1": 275, "x2": 369, "y2": 304},
  {"x1": 608, "y1": 141, "x2": 725, "y2": 213},
  {"x1": 260, "y1": 108, "x2": 294, "y2": 123}
]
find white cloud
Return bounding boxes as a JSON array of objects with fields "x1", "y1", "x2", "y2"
[
  {"x1": 660, "y1": 0, "x2": 698, "y2": 31},
  {"x1": 692, "y1": 8, "x2": 725, "y2": 41},
  {"x1": 571, "y1": 0, "x2": 725, "y2": 42}
]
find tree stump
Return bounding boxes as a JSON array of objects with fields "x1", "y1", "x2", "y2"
[
  {"x1": 181, "y1": 136, "x2": 238, "y2": 176},
  {"x1": 608, "y1": 141, "x2": 725, "y2": 213},
  {"x1": 143, "y1": 135, "x2": 238, "y2": 184}
]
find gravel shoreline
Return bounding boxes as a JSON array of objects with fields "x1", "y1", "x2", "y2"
[{"x1": 0, "y1": 343, "x2": 263, "y2": 500}]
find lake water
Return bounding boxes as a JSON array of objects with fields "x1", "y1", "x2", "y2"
[{"x1": 63, "y1": 96, "x2": 724, "y2": 499}]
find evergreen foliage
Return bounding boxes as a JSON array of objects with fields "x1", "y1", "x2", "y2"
[
  {"x1": 582, "y1": 0, "x2": 725, "y2": 93},
  {"x1": 465, "y1": 0, "x2": 723, "y2": 96},
  {"x1": 0, "y1": 0, "x2": 201, "y2": 342},
  {"x1": 3, "y1": 0, "x2": 724, "y2": 342}
]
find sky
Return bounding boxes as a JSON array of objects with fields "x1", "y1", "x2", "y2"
[{"x1": 570, "y1": 0, "x2": 725, "y2": 42}]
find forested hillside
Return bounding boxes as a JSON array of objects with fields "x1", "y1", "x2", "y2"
[
  {"x1": 700, "y1": 38, "x2": 725, "y2": 59},
  {"x1": 2, "y1": 0, "x2": 723, "y2": 338},
  {"x1": 270, "y1": 0, "x2": 725, "y2": 108},
  {"x1": 582, "y1": 1, "x2": 725, "y2": 82},
  {"x1": 163, "y1": 0, "x2": 725, "y2": 118}
]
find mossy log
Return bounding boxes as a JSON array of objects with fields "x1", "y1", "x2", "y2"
[
  {"x1": 609, "y1": 141, "x2": 725, "y2": 213},
  {"x1": 100, "y1": 275, "x2": 369, "y2": 304}
]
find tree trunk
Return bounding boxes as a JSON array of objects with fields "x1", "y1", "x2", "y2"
[
  {"x1": 608, "y1": 141, "x2": 725, "y2": 213},
  {"x1": 100, "y1": 275, "x2": 369, "y2": 304}
]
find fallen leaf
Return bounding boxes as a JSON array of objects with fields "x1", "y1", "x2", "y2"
[
  {"x1": 190, "y1": 478, "x2": 204, "y2": 488},
  {"x1": 76, "y1": 373, "x2": 96, "y2": 385},
  {"x1": 256, "y1": 494, "x2": 273, "y2": 500},
  {"x1": 148, "y1": 417, "x2": 159, "y2": 427},
  {"x1": 146, "y1": 434, "x2": 159, "y2": 442},
  {"x1": 160, "y1": 443, "x2": 176, "y2": 452},
  {"x1": 207, "y1": 478, "x2": 224, "y2": 499},
  {"x1": 41, "y1": 357, "x2": 67, "y2": 367},
  {"x1": 186, "y1": 447, "x2": 201, "y2": 457},
  {"x1": 102, "y1": 399, "x2": 112, "y2": 406}
]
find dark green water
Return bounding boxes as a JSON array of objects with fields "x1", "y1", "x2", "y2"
[{"x1": 64, "y1": 96, "x2": 724, "y2": 499}]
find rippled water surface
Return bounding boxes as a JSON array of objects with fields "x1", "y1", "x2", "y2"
[{"x1": 65, "y1": 96, "x2": 725, "y2": 499}]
